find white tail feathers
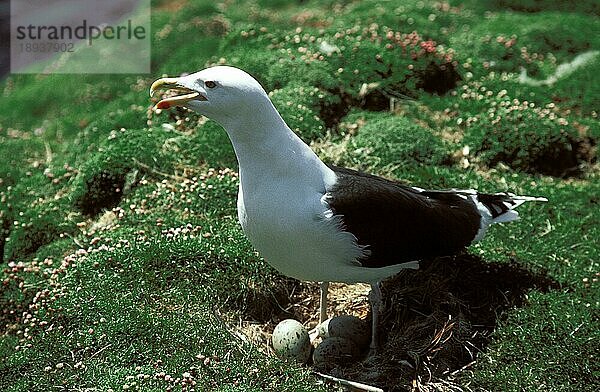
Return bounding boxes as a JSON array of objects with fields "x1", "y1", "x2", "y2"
[
  {"x1": 399, "y1": 260, "x2": 420, "y2": 270},
  {"x1": 498, "y1": 195, "x2": 547, "y2": 220},
  {"x1": 493, "y1": 209, "x2": 520, "y2": 223},
  {"x1": 471, "y1": 193, "x2": 547, "y2": 241},
  {"x1": 507, "y1": 194, "x2": 548, "y2": 203}
]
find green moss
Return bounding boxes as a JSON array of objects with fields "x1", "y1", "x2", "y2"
[
  {"x1": 347, "y1": 113, "x2": 451, "y2": 170},
  {"x1": 462, "y1": 56, "x2": 600, "y2": 116},
  {"x1": 4, "y1": 205, "x2": 68, "y2": 262},
  {"x1": 71, "y1": 128, "x2": 174, "y2": 215},
  {"x1": 270, "y1": 84, "x2": 332, "y2": 140},
  {"x1": 451, "y1": 12, "x2": 600, "y2": 79},
  {"x1": 460, "y1": 86, "x2": 595, "y2": 176},
  {"x1": 466, "y1": 290, "x2": 599, "y2": 391},
  {"x1": 0, "y1": 136, "x2": 45, "y2": 191},
  {"x1": 220, "y1": 22, "x2": 460, "y2": 102},
  {"x1": 1, "y1": 164, "x2": 322, "y2": 391},
  {"x1": 545, "y1": 56, "x2": 600, "y2": 115},
  {"x1": 174, "y1": 120, "x2": 238, "y2": 168},
  {"x1": 1, "y1": 173, "x2": 78, "y2": 262},
  {"x1": 0, "y1": 75, "x2": 133, "y2": 132}
]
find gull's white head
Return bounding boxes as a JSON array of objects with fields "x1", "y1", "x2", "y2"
[{"x1": 150, "y1": 66, "x2": 275, "y2": 129}]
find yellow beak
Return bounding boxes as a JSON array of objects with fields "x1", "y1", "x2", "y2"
[{"x1": 149, "y1": 77, "x2": 205, "y2": 109}]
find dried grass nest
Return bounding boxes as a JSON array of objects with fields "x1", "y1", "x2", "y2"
[
  {"x1": 314, "y1": 254, "x2": 559, "y2": 391},
  {"x1": 231, "y1": 253, "x2": 558, "y2": 391}
]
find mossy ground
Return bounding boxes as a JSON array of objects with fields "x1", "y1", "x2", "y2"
[{"x1": 1, "y1": 0, "x2": 598, "y2": 391}]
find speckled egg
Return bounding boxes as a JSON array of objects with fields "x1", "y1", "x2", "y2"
[
  {"x1": 318, "y1": 315, "x2": 370, "y2": 348},
  {"x1": 271, "y1": 319, "x2": 312, "y2": 364},
  {"x1": 313, "y1": 336, "x2": 361, "y2": 365}
]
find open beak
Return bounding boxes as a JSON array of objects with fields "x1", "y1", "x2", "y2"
[{"x1": 149, "y1": 77, "x2": 207, "y2": 109}]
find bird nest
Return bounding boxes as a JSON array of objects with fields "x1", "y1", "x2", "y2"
[{"x1": 230, "y1": 253, "x2": 558, "y2": 391}]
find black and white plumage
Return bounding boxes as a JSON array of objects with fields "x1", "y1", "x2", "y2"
[
  {"x1": 150, "y1": 66, "x2": 547, "y2": 351},
  {"x1": 327, "y1": 165, "x2": 545, "y2": 268}
]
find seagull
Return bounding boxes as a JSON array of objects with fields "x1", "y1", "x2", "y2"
[{"x1": 150, "y1": 66, "x2": 547, "y2": 352}]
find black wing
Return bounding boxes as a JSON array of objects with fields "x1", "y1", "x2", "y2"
[{"x1": 326, "y1": 165, "x2": 481, "y2": 268}]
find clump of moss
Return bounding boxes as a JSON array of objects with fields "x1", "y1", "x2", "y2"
[
  {"x1": 451, "y1": 13, "x2": 599, "y2": 79},
  {"x1": 346, "y1": 113, "x2": 451, "y2": 170},
  {"x1": 213, "y1": 28, "x2": 337, "y2": 92},
  {"x1": 175, "y1": 120, "x2": 237, "y2": 168},
  {"x1": 269, "y1": 84, "x2": 335, "y2": 140},
  {"x1": 543, "y1": 56, "x2": 600, "y2": 115},
  {"x1": 0, "y1": 135, "x2": 46, "y2": 261},
  {"x1": 219, "y1": 25, "x2": 461, "y2": 109},
  {"x1": 4, "y1": 199, "x2": 73, "y2": 262},
  {"x1": 1, "y1": 172, "x2": 79, "y2": 261},
  {"x1": 326, "y1": 29, "x2": 460, "y2": 99},
  {"x1": 460, "y1": 87, "x2": 596, "y2": 177},
  {"x1": 71, "y1": 128, "x2": 174, "y2": 216},
  {"x1": 0, "y1": 134, "x2": 46, "y2": 190}
]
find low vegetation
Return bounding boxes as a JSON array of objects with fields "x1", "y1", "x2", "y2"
[{"x1": 1, "y1": 0, "x2": 598, "y2": 391}]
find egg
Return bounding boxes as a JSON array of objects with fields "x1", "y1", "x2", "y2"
[
  {"x1": 313, "y1": 336, "x2": 361, "y2": 365},
  {"x1": 318, "y1": 315, "x2": 370, "y2": 348},
  {"x1": 271, "y1": 319, "x2": 312, "y2": 364}
]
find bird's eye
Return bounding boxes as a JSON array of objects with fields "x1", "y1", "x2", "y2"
[{"x1": 205, "y1": 80, "x2": 217, "y2": 88}]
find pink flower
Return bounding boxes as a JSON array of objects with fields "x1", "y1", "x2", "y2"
[
  {"x1": 504, "y1": 38, "x2": 517, "y2": 48},
  {"x1": 420, "y1": 40, "x2": 437, "y2": 53}
]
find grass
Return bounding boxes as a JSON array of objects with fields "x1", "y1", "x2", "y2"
[{"x1": 1, "y1": 0, "x2": 599, "y2": 391}]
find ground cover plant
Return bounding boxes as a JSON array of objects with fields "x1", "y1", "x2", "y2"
[{"x1": 1, "y1": 0, "x2": 598, "y2": 391}]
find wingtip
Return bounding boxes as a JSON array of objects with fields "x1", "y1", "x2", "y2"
[{"x1": 510, "y1": 195, "x2": 548, "y2": 202}]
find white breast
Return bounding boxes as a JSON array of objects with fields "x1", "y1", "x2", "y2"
[{"x1": 236, "y1": 165, "x2": 364, "y2": 282}]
